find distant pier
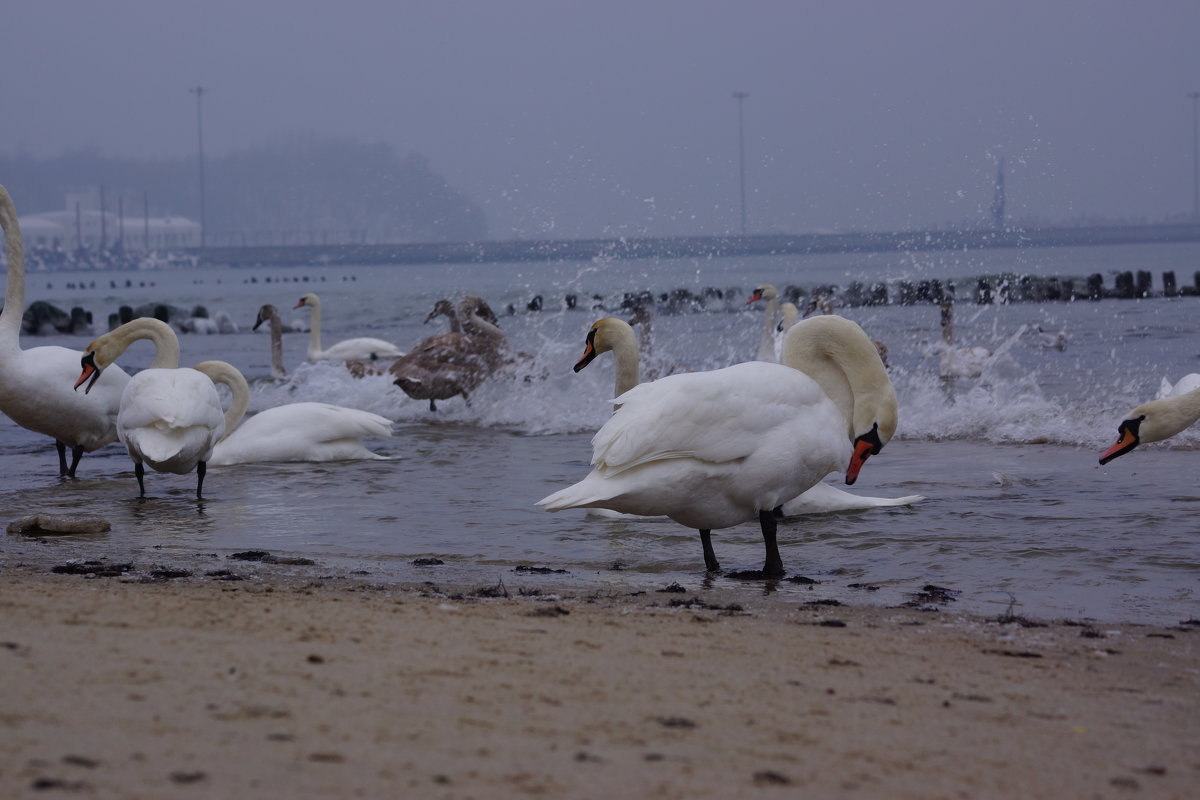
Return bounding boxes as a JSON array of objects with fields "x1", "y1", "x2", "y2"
[{"x1": 197, "y1": 223, "x2": 1200, "y2": 269}]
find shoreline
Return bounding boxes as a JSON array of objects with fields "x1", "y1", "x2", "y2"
[{"x1": 1, "y1": 561, "x2": 1197, "y2": 799}]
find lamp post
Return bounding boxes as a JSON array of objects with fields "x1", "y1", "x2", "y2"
[
  {"x1": 190, "y1": 85, "x2": 208, "y2": 249},
  {"x1": 733, "y1": 90, "x2": 749, "y2": 236},
  {"x1": 1189, "y1": 91, "x2": 1200, "y2": 222}
]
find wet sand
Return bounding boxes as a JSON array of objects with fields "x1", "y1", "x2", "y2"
[{"x1": 1, "y1": 562, "x2": 1197, "y2": 799}]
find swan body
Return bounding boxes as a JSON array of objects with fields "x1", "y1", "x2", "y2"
[
  {"x1": 0, "y1": 184, "x2": 131, "y2": 476},
  {"x1": 193, "y1": 360, "x2": 393, "y2": 466},
  {"x1": 389, "y1": 296, "x2": 507, "y2": 410},
  {"x1": 77, "y1": 318, "x2": 225, "y2": 497},
  {"x1": 572, "y1": 316, "x2": 920, "y2": 521},
  {"x1": 541, "y1": 315, "x2": 899, "y2": 575},
  {"x1": 1101, "y1": 378, "x2": 1200, "y2": 464},
  {"x1": 747, "y1": 284, "x2": 781, "y2": 362},
  {"x1": 294, "y1": 292, "x2": 404, "y2": 362}
]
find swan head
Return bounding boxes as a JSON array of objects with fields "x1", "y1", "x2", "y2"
[
  {"x1": 1099, "y1": 395, "x2": 1194, "y2": 464},
  {"x1": 252, "y1": 304, "x2": 279, "y2": 331},
  {"x1": 294, "y1": 293, "x2": 319, "y2": 310},
  {"x1": 746, "y1": 285, "x2": 778, "y2": 305},
  {"x1": 424, "y1": 299, "x2": 455, "y2": 324},
  {"x1": 75, "y1": 332, "x2": 125, "y2": 393},
  {"x1": 574, "y1": 318, "x2": 634, "y2": 373}
]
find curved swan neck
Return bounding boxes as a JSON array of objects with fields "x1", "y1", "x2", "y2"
[
  {"x1": 0, "y1": 185, "x2": 26, "y2": 340},
  {"x1": 458, "y1": 297, "x2": 505, "y2": 341},
  {"x1": 192, "y1": 360, "x2": 251, "y2": 442},
  {"x1": 91, "y1": 317, "x2": 182, "y2": 369},
  {"x1": 781, "y1": 315, "x2": 897, "y2": 443},
  {"x1": 598, "y1": 319, "x2": 640, "y2": 396}
]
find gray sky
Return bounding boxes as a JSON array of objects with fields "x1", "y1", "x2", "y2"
[{"x1": 4, "y1": 1, "x2": 1200, "y2": 239}]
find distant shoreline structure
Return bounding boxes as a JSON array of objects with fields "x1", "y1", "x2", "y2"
[{"x1": 198, "y1": 223, "x2": 1200, "y2": 269}]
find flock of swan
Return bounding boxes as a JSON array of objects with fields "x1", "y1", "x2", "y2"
[{"x1": 3, "y1": 184, "x2": 1200, "y2": 576}]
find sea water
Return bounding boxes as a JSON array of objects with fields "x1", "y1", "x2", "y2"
[{"x1": 1, "y1": 242, "x2": 1197, "y2": 624}]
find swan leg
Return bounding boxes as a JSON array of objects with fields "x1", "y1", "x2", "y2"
[
  {"x1": 56, "y1": 441, "x2": 68, "y2": 476},
  {"x1": 67, "y1": 445, "x2": 84, "y2": 478},
  {"x1": 759, "y1": 510, "x2": 784, "y2": 577},
  {"x1": 699, "y1": 529, "x2": 721, "y2": 572},
  {"x1": 196, "y1": 461, "x2": 207, "y2": 499},
  {"x1": 134, "y1": 461, "x2": 146, "y2": 497}
]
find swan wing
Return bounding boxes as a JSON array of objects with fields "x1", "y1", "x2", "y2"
[
  {"x1": 209, "y1": 403, "x2": 391, "y2": 465},
  {"x1": 118, "y1": 369, "x2": 225, "y2": 469},
  {"x1": 317, "y1": 337, "x2": 404, "y2": 361},
  {"x1": 592, "y1": 362, "x2": 830, "y2": 475},
  {"x1": 780, "y1": 481, "x2": 924, "y2": 515}
]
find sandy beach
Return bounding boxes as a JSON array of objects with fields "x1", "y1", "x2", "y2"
[{"x1": 0, "y1": 559, "x2": 1197, "y2": 800}]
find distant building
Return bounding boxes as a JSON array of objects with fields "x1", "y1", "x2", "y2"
[{"x1": 17, "y1": 191, "x2": 200, "y2": 251}]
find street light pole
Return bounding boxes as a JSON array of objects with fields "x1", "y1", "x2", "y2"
[
  {"x1": 190, "y1": 85, "x2": 208, "y2": 249},
  {"x1": 733, "y1": 90, "x2": 749, "y2": 236},
  {"x1": 1189, "y1": 91, "x2": 1200, "y2": 222}
]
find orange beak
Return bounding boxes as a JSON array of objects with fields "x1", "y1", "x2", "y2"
[
  {"x1": 1099, "y1": 427, "x2": 1139, "y2": 465},
  {"x1": 747, "y1": 289, "x2": 763, "y2": 304},
  {"x1": 845, "y1": 438, "x2": 875, "y2": 485},
  {"x1": 75, "y1": 353, "x2": 100, "y2": 393}
]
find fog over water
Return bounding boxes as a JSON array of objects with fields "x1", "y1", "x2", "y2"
[{"x1": 5, "y1": 1, "x2": 1200, "y2": 237}]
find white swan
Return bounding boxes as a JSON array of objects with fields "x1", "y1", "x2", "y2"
[
  {"x1": 934, "y1": 299, "x2": 993, "y2": 379},
  {"x1": 777, "y1": 301, "x2": 799, "y2": 334},
  {"x1": 0, "y1": 184, "x2": 131, "y2": 476},
  {"x1": 294, "y1": 292, "x2": 405, "y2": 363},
  {"x1": 1101, "y1": 379, "x2": 1200, "y2": 464},
  {"x1": 747, "y1": 284, "x2": 781, "y2": 362},
  {"x1": 539, "y1": 315, "x2": 899, "y2": 576},
  {"x1": 574, "y1": 317, "x2": 920, "y2": 519},
  {"x1": 76, "y1": 318, "x2": 226, "y2": 497},
  {"x1": 192, "y1": 361, "x2": 393, "y2": 466},
  {"x1": 389, "y1": 296, "x2": 508, "y2": 410}
]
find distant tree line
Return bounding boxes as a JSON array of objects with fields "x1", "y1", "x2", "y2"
[{"x1": 0, "y1": 135, "x2": 487, "y2": 244}]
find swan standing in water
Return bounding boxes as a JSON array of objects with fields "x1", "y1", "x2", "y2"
[
  {"x1": 540, "y1": 315, "x2": 900, "y2": 576},
  {"x1": 574, "y1": 317, "x2": 920, "y2": 518},
  {"x1": 746, "y1": 284, "x2": 782, "y2": 362},
  {"x1": 294, "y1": 292, "x2": 405, "y2": 363},
  {"x1": 191, "y1": 361, "x2": 393, "y2": 466},
  {"x1": 1100, "y1": 379, "x2": 1200, "y2": 465},
  {"x1": 0, "y1": 184, "x2": 131, "y2": 476},
  {"x1": 389, "y1": 296, "x2": 508, "y2": 410},
  {"x1": 76, "y1": 318, "x2": 227, "y2": 498}
]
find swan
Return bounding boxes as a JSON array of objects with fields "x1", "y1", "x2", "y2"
[
  {"x1": 934, "y1": 300, "x2": 992, "y2": 378},
  {"x1": 75, "y1": 318, "x2": 226, "y2": 498},
  {"x1": 0, "y1": 184, "x2": 131, "y2": 476},
  {"x1": 294, "y1": 292, "x2": 405, "y2": 363},
  {"x1": 539, "y1": 315, "x2": 899, "y2": 576},
  {"x1": 746, "y1": 284, "x2": 781, "y2": 362},
  {"x1": 1157, "y1": 373, "x2": 1200, "y2": 400},
  {"x1": 192, "y1": 360, "x2": 393, "y2": 466},
  {"x1": 777, "y1": 302, "x2": 799, "y2": 334},
  {"x1": 388, "y1": 296, "x2": 508, "y2": 410},
  {"x1": 1100, "y1": 379, "x2": 1200, "y2": 464},
  {"x1": 574, "y1": 317, "x2": 921, "y2": 518},
  {"x1": 251, "y1": 304, "x2": 289, "y2": 379}
]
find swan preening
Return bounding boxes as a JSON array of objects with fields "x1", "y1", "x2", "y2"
[
  {"x1": 388, "y1": 296, "x2": 508, "y2": 410},
  {"x1": 294, "y1": 292, "x2": 405, "y2": 363},
  {"x1": 540, "y1": 315, "x2": 899, "y2": 576},
  {"x1": 0, "y1": 184, "x2": 132, "y2": 476},
  {"x1": 1100, "y1": 377, "x2": 1200, "y2": 465},
  {"x1": 77, "y1": 318, "x2": 226, "y2": 497},
  {"x1": 193, "y1": 360, "x2": 393, "y2": 466}
]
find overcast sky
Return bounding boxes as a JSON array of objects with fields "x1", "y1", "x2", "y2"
[{"x1": 4, "y1": 1, "x2": 1200, "y2": 239}]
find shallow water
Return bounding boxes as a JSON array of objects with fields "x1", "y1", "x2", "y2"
[{"x1": 2, "y1": 244, "x2": 1198, "y2": 624}]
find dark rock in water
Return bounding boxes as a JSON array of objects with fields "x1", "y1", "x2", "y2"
[
  {"x1": 7, "y1": 514, "x2": 111, "y2": 535},
  {"x1": 21, "y1": 301, "x2": 70, "y2": 336},
  {"x1": 228, "y1": 550, "x2": 272, "y2": 561},
  {"x1": 514, "y1": 565, "x2": 569, "y2": 574},
  {"x1": 51, "y1": 560, "x2": 132, "y2": 577},
  {"x1": 412, "y1": 557, "x2": 445, "y2": 566}
]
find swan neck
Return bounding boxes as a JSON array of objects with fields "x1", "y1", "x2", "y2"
[
  {"x1": 781, "y1": 315, "x2": 896, "y2": 443},
  {"x1": 0, "y1": 186, "x2": 25, "y2": 339},
  {"x1": 101, "y1": 318, "x2": 182, "y2": 369},
  {"x1": 306, "y1": 300, "x2": 323, "y2": 356},
  {"x1": 267, "y1": 310, "x2": 287, "y2": 378},
  {"x1": 610, "y1": 326, "x2": 640, "y2": 397},
  {"x1": 192, "y1": 360, "x2": 250, "y2": 442},
  {"x1": 758, "y1": 293, "x2": 780, "y2": 359}
]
